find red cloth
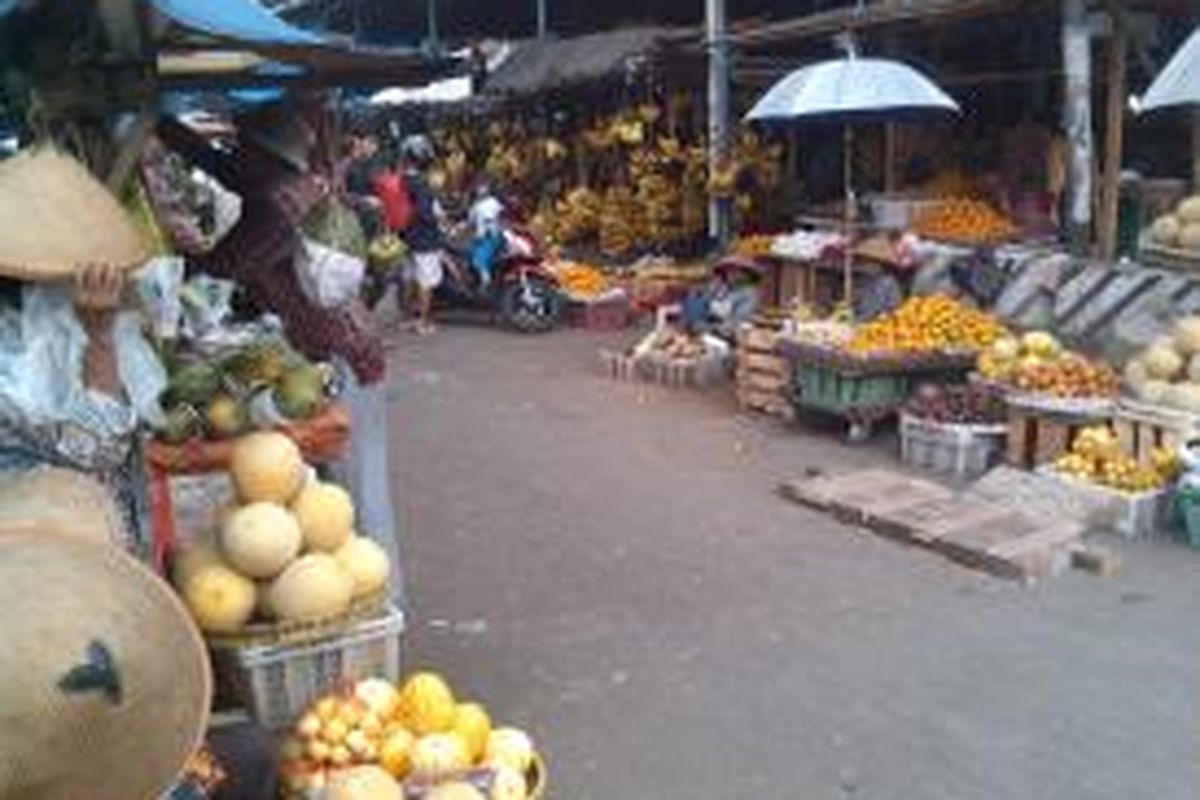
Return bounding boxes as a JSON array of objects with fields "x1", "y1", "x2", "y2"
[{"x1": 372, "y1": 169, "x2": 413, "y2": 232}]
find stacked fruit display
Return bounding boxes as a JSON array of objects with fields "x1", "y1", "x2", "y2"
[
  {"x1": 904, "y1": 383, "x2": 1007, "y2": 425},
  {"x1": 173, "y1": 431, "x2": 390, "y2": 634},
  {"x1": 552, "y1": 262, "x2": 610, "y2": 299},
  {"x1": 1122, "y1": 316, "x2": 1200, "y2": 412},
  {"x1": 846, "y1": 295, "x2": 1007, "y2": 356},
  {"x1": 279, "y1": 672, "x2": 540, "y2": 800},
  {"x1": 912, "y1": 197, "x2": 1017, "y2": 244},
  {"x1": 1144, "y1": 195, "x2": 1200, "y2": 255},
  {"x1": 1053, "y1": 426, "x2": 1181, "y2": 494},
  {"x1": 157, "y1": 340, "x2": 331, "y2": 444},
  {"x1": 977, "y1": 331, "x2": 1119, "y2": 399},
  {"x1": 733, "y1": 234, "x2": 776, "y2": 258}
]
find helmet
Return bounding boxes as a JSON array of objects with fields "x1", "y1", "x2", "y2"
[{"x1": 400, "y1": 134, "x2": 435, "y2": 166}]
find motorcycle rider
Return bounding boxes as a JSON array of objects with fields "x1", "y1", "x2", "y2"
[{"x1": 399, "y1": 134, "x2": 446, "y2": 336}]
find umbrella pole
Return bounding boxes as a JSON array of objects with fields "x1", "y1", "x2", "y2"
[{"x1": 842, "y1": 124, "x2": 854, "y2": 315}]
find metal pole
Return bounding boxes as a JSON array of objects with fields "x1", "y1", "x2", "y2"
[
  {"x1": 536, "y1": 0, "x2": 548, "y2": 38},
  {"x1": 706, "y1": 0, "x2": 732, "y2": 245},
  {"x1": 1061, "y1": 0, "x2": 1093, "y2": 255},
  {"x1": 427, "y1": 0, "x2": 439, "y2": 51}
]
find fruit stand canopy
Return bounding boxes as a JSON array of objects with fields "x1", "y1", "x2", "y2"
[{"x1": 149, "y1": 0, "x2": 325, "y2": 46}]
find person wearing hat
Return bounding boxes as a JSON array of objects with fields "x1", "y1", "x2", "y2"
[
  {"x1": 157, "y1": 104, "x2": 405, "y2": 607},
  {"x1": 680, "y1": 256, "x2": 765, "y2": 341}
]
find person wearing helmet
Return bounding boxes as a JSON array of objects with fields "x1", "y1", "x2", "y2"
[{"x1": 399, "y1": 134, "x2": 446, "y2": 335}]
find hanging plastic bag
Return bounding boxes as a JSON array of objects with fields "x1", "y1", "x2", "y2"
[{"x1": 295, "y1": 239, "x2": 366, "y2": 309}]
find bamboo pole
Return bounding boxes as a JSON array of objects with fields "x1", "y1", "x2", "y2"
[
  {"x1": 1098, "y1": 0, "x2": 1127, "y2": 262},
  {"x1": 1061, "y1": 0, "x2": 1094, "y2": 255}
]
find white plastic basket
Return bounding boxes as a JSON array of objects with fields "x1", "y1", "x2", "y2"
[
  {"x1": 900, "y1": 413, "x2": 1007, "y2": 479},
  {"x1": 212, "y1": 606, "x2": 405, "y2": 729},
  {"x1": 1035, "y1": 468, "x2": 1173, "y2": 539}
]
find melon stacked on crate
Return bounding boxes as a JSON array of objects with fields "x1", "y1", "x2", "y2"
[
  {"x1": 735, "y1": 315, "x2": 793, "y2": 420},
  {"x1": 170, "y1": 431, "x2": 402, "y2": 728}
]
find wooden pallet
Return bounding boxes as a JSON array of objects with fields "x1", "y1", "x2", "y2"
[
  {"x1": 736, "y1": 322, "x2": 792, "y2": 420},
  {"x1": 778, "y1": 468, "x2": 1085, "y2": 581}
]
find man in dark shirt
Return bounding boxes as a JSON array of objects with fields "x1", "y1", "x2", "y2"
[{"x1": 399, "y1": 135, "x2": 446, "y2": 336}]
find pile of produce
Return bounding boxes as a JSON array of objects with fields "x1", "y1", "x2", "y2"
[
  {"x1": 780, "y1": 302, "x2": 854, "y2": 349},
  {"x1": 905, "y1": 382, "x2": 1006, "y2": 425},
  {"x1": 1053, "y1": 425, "x2": 1181, "y2": 494},
  {"x1": 551, "y1": 262, "x2": 610, "y2": 299},
  {"x1": 977, "y1": 331, "x2": 1119, "y2": 399},
  {"x1": 172, "y1": 432, "x2": 390, "y2": 634},
  {"x1": 1122, "y1": 316, "x2": 1200, "y2": 412},
  {"x1": 732, "y1": 234, "x2": 775, "y2": 258},
  {"x1": 158, "y1": 340, "x2": 331, "y2": 444},
  {"x1": 641, "y1": 328, "x2": 711, "y2": 361},
  {"x1": 279, "y1": 671, "x2": 540, "y2": 800},
  {"x1": 913, "y1": 198, "x2": 1017, "y2": 244},
  {"x1": 1145, "y1": 195, "x2": 1200, "y2": 254},
  {"x1": 847, "y1": 295, "x2": 1007, "y2": 356}
]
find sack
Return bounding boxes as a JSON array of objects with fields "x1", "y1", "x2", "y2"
[
  {"x1": 374, "y1": 171, "x2": 415, "y2": 233},
  {"x1": 302, "y1": 197, "x2": 368, "y2": 261},
  {"x1": 296, "y1": 239, "x2": 366, "y2": 309}
]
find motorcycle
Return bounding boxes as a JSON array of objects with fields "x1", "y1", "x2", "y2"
[{"x1": 434, "y1": 224, "x2": 564, "y2": 334}]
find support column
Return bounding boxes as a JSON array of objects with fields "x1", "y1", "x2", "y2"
[
  {"x1": 1061, "y1": 0, "x2": 1094, "y2": 255},
  {"x1": 707, "y1": 0, "x2": 733, "y2": 245},
  {"x1": 536, "y1": 0, "x2": 548, "y2": 38},
  {"x1": 1098, "y1": 0, "x2": 1127, "y2": 262}
]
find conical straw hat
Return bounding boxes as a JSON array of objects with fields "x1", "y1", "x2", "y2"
[
  {"x1": 0, "y1": 147, "x2": 152, "y2": 281},
  {"x1": 0, "y1": 467, "x2": 125, "y2": 547},
  {"x1": 0, "y1": 533, "x2": 211, "y2": 800}
]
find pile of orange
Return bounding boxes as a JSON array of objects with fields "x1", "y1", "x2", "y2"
[
  {"x1": 847, "y1": 295, "x2": 1007, "y2": 355},
  {"x1": 913, "y1": 198, "x2": 1017, "y2": 244}
]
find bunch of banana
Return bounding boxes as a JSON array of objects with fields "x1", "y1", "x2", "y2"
[{"x1": 599, "y1": 185, "x2": 640, "y2": 257}]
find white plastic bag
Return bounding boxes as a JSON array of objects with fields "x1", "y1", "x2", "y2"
[{"x1": 295, "y1": 239, "x2": 366, "y2": 309}]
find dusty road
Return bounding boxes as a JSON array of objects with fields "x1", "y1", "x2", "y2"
[{"x1": 386, "y1": 324, "x2": 1200, "y2": 800}]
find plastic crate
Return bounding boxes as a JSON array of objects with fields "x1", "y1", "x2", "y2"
[
  {"x1": 794, "y1": 363, "x2": 911, "y2": 415},
  {"x1": 1035, "y1": 468, "x2": 1172, "y2": 539},
  {"x1": 211, "y1": 606, "x2": 404, "y2": 729},
  {"x1": 900, "y1": 414, "x2": 1007, "y2": 479}
]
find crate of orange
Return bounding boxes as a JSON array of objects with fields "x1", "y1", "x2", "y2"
[{"x1": 913, "y1": 197, "x2": 1018, "y2": 245}]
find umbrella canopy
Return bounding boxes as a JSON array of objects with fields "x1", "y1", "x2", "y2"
[
  {"x1": 1140, "y1": 27, "x2": 1200, "y2": 112},
  {"x1": 746, "y1": 56, "x2": 959, "y2": 123}
]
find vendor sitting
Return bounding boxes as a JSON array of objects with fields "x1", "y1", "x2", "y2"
[{"x1": 681, "y1": 256, "x2": 764, "y2": 340}]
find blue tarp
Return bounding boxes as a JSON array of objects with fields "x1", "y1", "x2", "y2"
[{"x1": 148, "y1": 0, "x2": 324, "y2": 46}]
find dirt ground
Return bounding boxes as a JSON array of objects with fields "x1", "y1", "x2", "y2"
[{"x1": 385, "y1": 322, "x2": 1200, "y2": 800}]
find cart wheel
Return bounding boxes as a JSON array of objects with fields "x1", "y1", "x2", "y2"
[{"x1": 845, "y1": 421, "x2": 872, "y2": 444}]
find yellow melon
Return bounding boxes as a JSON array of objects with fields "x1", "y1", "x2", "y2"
[
  {"x1": 220, "y1": 501, "x2": 302, "y2": 579},
  {"x1": 410, "y1": 732, "x2": 470, "y2": 779},
  {"x1": 427, "y1": 781, "x2": 486, "y2": 800},
  {"x1": 181, "y1": 562, "x2": 256, "y2": 633},
  {"x1": 355, "y1": 677, "x2": 401, "y2": 719},
  {"x1": 335, "y1": 537, "x2": 391, "y2": 598},
  {"x1": 171, "y1": 537, "x2": 222, "y2": 587},
  {"x1": 453, "y1": 702, "x2": 492, "y2": 764},
  {"x1": 229, "y1": 431, "x2": 306, "y2": 504},
  {"x1": 292, "y1": 481, "x2": 355, "y2": 552},
  {"x1": 268, "y1": 553, "x2": 353, "y2": 623},
  {"x1": 484, "y1": 729, "x2": 535, "y2": 774},
  {"x1": 397, "y1": 672, "x2": 457, "y2": 735},
  {"x1": 323, "y1": 765, "x2": 402, "y2": 800},
  {"x1": 490, "y1": 766, "x2": 529, "y2": 800},
  {"x1": 378, "y1": 727, "x2": 415, "y2": 779}
]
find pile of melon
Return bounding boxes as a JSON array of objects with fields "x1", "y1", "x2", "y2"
[
  {"x1": 1148, "y1": 195, "x2": 1200, "y2": 253},
  {"x1": 280, "y1": 672, "x2": 540, "y2": 800},
  {"x1": 173, "y1": 431, "x2": 391, "y2": 634},
  {"x1": 1123, "y1": 316, "x2": 1200, "y2": 413}
]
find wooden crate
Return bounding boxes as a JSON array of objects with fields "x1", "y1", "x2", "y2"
[
  {"x1": 1005, "y1": 406, "x2": 1108, "y2": 470},
  {"x1": 1112, "y1": 401, "x2": 1200, "y2": 462},
  {"x1": 736, "y1": 321, "x2": 791, "y2": 419}
]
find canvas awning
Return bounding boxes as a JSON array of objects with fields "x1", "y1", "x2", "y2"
[{"x1": 148, "y1": 0, "x2": 325, "y2": 47}]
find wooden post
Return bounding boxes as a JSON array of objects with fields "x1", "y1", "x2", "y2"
[
  {"x1": 1061, "y1": 0, "x2": 1094, "y2": 255},
  {"x1": 706, "y1": 0, "x2": 733, "y2": 245},
  {"x1": 1193, "y1": 111, "x2": 1200, "y2": 191},
  {"x1": 1098, "y1": 0, "x2": 1127, "y2": 263}
]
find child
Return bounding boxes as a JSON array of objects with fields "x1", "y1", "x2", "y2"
[{"x1": 467, "y1": 182, "x2": 505, "y2": 291}]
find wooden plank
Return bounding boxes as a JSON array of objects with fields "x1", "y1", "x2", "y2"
[
  {"x1": 1060, "y1": 273, "x2": 1159, "y2": 340},
  {"x1": 1113, "y1": 418, "x2": 1136, "y2": 459},
  {"x1": 737, "y1": 352, "x2": 789, "y2": 375},
  {"x1": 1033, "y1": 418, "x2": 1072, "y2": 466},
  {"x1": 737, "y1": 371, "x2": 789, "y2": 393},
  {"x1": 1097, "y1": 0, "x2": 1128, "y2": 263},
  {"x1": 988, "y1": 521, "x2": 1083, "y2": 559}
]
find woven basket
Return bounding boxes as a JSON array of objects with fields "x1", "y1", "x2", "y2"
[{"x1": 204, "y1": 587, "x2": 388, "y2": 650}]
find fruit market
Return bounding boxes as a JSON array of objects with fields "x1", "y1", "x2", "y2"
[{"x1": 3, "y1": 1, "x2": 1200, "y2": 799}]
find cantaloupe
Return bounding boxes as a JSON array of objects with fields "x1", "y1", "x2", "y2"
[
  {"x1": 335, "y1": 537, "x2": 391, "y2": 598},
  {"x1": 1152, "y1": 214, "x2": 1182, "y2": 246},
  {"x1": 171, "y1": 537, "x2": 222, "y2": 587},
  {"x1": 397, "y1": 672, "x2": 457, "y2": 735},
  {"x1": 292, "y1": 481, "x2": 355, "y2": 552},
  {"x1": 1142, "y1": 343, "x2": 1185, "y2": 381},
  {"x1": 355, "y1": 678, "x2": 401, "y2": 719},
  {"x1": 229, "y1": 431, "x2": 306, "y2": 504},
  {"x1": 323, "y1": 765, "x2": 402, "y2": 800},
  {"x1": 182, "y1": 562, "x2": 257, "y2": 633},
  {"x1": 1138, "y1": 379, "x2": 1171, "y2": 405},
  {"x1": 268, "y1": 553, "x2": 353, "y2": 623},
  {"x1": 484, "y1": 729, "x2": 535, "y2": 774},
  {"x1": 221, "y1": 502, "x2": 302, "y2": 579},
  {"x1": 378, "y1": 728, "x2": 415, "y2": 780},
  {"x1": 1181, "y1": 223, "x2": 1200, "y2": 251},
  {"x1": 1174, "y1": 316, "x2": 1200, "y2": 356},
  {"x1": 409, "y1": 732, "x2": 470, "y2": 779},
  {"x1": 452, "y1": 703, "x2": 492, "y2": 764},
  {"x1": 1178, "y1": 195, "x2": 1200, "y2": 224}
]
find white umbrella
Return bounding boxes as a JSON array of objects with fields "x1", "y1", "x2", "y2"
[
  {"x1": 1140, "y1": 27, "x2": 1200, "y2": 112},
  {"x1": 746, "y1": 57, "x2": 959, "y2": 122},
  {"x1": 746, "y1": 47, "x2": 959, "y2": 310}
]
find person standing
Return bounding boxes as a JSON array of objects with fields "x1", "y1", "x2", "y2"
[
  {"x1": 156, "y1": 103, "x2": 405, "y2": 608},
  {"x1": 399, "y1": 135, "x2": 445, "y2": 336}
]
